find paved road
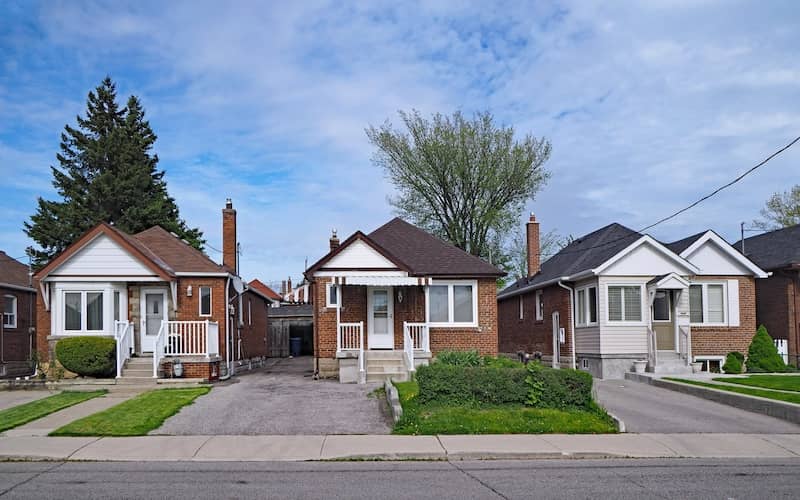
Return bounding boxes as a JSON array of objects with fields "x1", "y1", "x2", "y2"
[
  {"x1": 155, "y1": 357, "x2": 392, "y2": 435},
  {"x1": 1, "y1": 459, "x2": 799, "y2": 499},
  {"x1": 596, "y1": 379, "x2": 800, "y2": 433}
]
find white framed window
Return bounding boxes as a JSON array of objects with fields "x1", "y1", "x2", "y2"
[
  {"x1": 113, "y1": 291, "x2": 121, "y2": 322},
  {"x1": 518, "y1": 295, "x2": 524, "y2": 320},
  {"x1": 3, "y1": 294, "x2": 17, "y2": 328},
  {"x1": 652, "y1": 291, "x2": 671, "y2": 322},
  {"x1": 326, "y1": 283, "x2": 339, "y2": 308},
  {"x1": 575, "y1": 286, "x2": 598, "y2": 327},
  {"x1": 535, "y1": 290, "x2": 544, "y2": 321},
  {"x1": 62, "y1": 290, "x2": 104, "y2": 332},
  {"x1": 199, "y1": 286, "x2": 212, "y2": 316},
  {"x1": 689, "y1": 283, "x2": 726, "y2": 325},
  {"x1": 426, "y1": 280, "x2": 478, "y2": 327},
  {"x1": 607, "y1": 285, "x2": 643, "y2": 323}
]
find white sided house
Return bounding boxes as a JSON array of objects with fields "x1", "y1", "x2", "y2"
[{"x1": 498, "y1": 218, "x2": 767, "y2": 379}]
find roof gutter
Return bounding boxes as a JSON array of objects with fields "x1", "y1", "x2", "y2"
[
  {"x1": 0, "y1": 283, "x2": 36, "y2": 293},
  {"x1": 557, "y1": 281, "x2": 577, "y2": 370},
  {"x1": 498, "y1": 276, "x2": 573, "y2": 301}
]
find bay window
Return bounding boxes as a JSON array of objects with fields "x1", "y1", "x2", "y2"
[
  {"x1": 607, "y1": 285, "x2": 642, "y2": 322},
  {"x1": 427, "y1": 281, "x2": 478, "y2": 327},
  {"x1": 689, "y1": 283, "x2": 725, "y2": 324},
  {"x1": 3, "y1": 295, "x2": 16, "y2": 328}
]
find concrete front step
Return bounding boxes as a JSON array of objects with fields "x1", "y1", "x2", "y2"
[{"x1": 365, "y1": 351, "x2": 405, "y2": 361}]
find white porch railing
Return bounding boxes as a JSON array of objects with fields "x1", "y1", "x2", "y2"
[
  {"x1": 402, "y1": 325, "x2": 415, "y2": 375},
  {"x1": 678, "y1": 326, "x2": 691, "y2": 366},
  {"x1": 646, "y1": 325, "x2": 658, "y2": 370},
  {"x1": 337, "y1": 322, "x2": 363, "y2": 352},
  {"x1": 152, "y1": 320, "x2": 219, "y2": 377},
  {"x1": 404, "y1": 322, "x2": 430, "y2": 352},
  {"x1": 114, "y1": 320, "x2": 134, "y2": 379}
]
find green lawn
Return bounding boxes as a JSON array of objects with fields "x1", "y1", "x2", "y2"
[
  {"x1": 50, "y1": 387, "x2": 210, "y2": 436},
  {"x1": 392, "y1": 381, "x2": 616, "y2": 435},
  {"x1": 712, "y1": 375, "x2": 800, "y2": 392},
  {"x1": 665, "y1": 378, "x2": 800, "y2": 404},
  {"x1": 0, "y1": 391, "x2": 107, "y2": 433}
]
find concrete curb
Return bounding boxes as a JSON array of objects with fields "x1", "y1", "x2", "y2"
[
  {"x1": 627, "y1": 374, "x2": 800, "y2": 425},
  {"x1": 384, "y1": 380, "x2": 403, "y2": 424},
  {"x1": 607, "y1": 412, "x2": 626, "y2": 433}
]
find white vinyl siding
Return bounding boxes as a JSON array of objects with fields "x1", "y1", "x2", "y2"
[
  {"x1": 50, "y1": 234, "x2": 153, "y2": 276},
  {"x1": 3, "y1": 295, "x2": 17, "y2": 328},
  {"x1": 324, "y1": 239, "x2": 396, "y2": 268},
  {"x1": 595, "y1": 277, "x2": 649, "y2": 355},
  {"x1": 426, "y1": 280, "x2": 478, "y2": 327}
]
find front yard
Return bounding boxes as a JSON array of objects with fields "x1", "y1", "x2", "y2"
[
  {"x1": 712, "y1": 375, "x2": 800, "y2": 392},
  {"x1": 393, "y1": 380, "x2": 616, "y2": 435},
  {"x1": 0, "y1": 390, "x2": 107, "y2": 433},
  {"x1": 665, "y1": 377, "x2": 800, "y2": 404}
]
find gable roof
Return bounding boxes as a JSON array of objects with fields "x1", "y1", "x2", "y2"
[
  {"x1": 306, "y1": 217, "x2": 505, "y2": 278},
  {"x1": 665, "y1": 232, "x2": 705, "y2": 254},
  {"x1": 248, "y1": 279, "x2": 282, "y2": 301},
  {"x1": 677, "y1": 230, "x2": 766, "y2": 277},
  {"x1": 0, "y1": 251, "x2": 34, "y2": 291},
  {"x1": 499, "y1": 223, "x2": 642, "y2": 298},
  {"x1": 733, "y1": 224, "x2": 800, "y2": 271}
]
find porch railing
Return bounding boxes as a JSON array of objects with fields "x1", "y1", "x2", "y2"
[
  {"x1": 152, "y1": 320, "x2": 219, "y2": 377},
  {"x1": 403, "y1": 322, "x2": 430, "y2": 352},
  {"x1": 337, "y1": 322, "x2": 363, "y2": 352},
  {"x1": 114, "y1": 320, "x2": 134, "y2": 379},
  {"x1": 646, "y1": 325, "x2": 657, "y2": 370},
  {"x1": 153, "y1": 321, "x2": 167, "y2": 378},
  {"x1": 402, "y1": 325, "x2": 415, "y2": 375},
  {"x1": 678, "y1": 326, "x2": 691, "y2": 366}
]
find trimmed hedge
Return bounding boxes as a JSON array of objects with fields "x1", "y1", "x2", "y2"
[
  {"x1": 55, "y1": 337, "x2": 117, "y2": 378},
  {"x1": 722, "y1": 351, "x2": 744, "y2": 374},
  {"x1": 747, "y1": 325, "x2": 786, "y2": 373},
  {"x1": 415, "y1": 361, "x2": 593, "y2": 410}
]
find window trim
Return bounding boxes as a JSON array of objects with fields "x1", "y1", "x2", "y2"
[
  {"x1": 3, "y1": 294, "x2": 17, "y2": 329},
  {"x1": 689, "y1": 282, "x2": 727, "y2": 327},
  {"x1": 574, "y1": 285, "x2": 599, "y2": 328},
  {"x1": 62, "y1": 290, "x2": 106, "y2": 333},
  {"x1": 425, "y1": 280, "x2": 479, "y2": 328},
  {"x1": 605, "y1": 284, "x2": 645, "y2": 325},
  {"x1": 325, "y1": 283, "x2": 339, "y2": 308},
  {"x1": 535, "y1": 290, "x2": 544, "y2": 321},
  {"x1": 199, "y1": 286, "x2": 213, "y2": 317}
]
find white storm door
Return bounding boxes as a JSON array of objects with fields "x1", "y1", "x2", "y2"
[
  {"x1": 368, "y1": 287, "x2": 394, "y2": 349},
  {"x1": 140, "y1": 289, "x2": 167, "y2": 353}
]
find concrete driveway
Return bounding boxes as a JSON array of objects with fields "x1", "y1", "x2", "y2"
[
  {"x1": 596, "y1": 379, "x2": 800, "y2": 433},
  {"x1": 155, "y1": 357, "x2": 392, "y2": 435}
]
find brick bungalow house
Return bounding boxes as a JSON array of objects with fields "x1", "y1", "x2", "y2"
[
  {"x1": 0, "y1": 252, "x2": 36, "y2": 377},
  {"x1": 33, "y1": 199, "x2": 270, "y2": 381},
  {"x1": 305, "y1": 217, "x2": 505, "y2": 383},
  {"x1": 498, "y1": 214, "x2": 766, "y2": 378},
  {"x1": 734, "y1": 224, "x2": 800, "y2": 365}
]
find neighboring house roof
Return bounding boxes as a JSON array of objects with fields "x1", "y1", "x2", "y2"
[
  {"x1": 664, "y1": 231, "x2": 705, "y2": 255},
  {"x1": 248, "y1": 279, "x2": 282, "y2": 301},
  {"x1": 0, "y1": 251, "x2": 34, "y2": 291},
  {"x1": 500, "y1": 223, "x2": 641, "y2": 298},
  {"x1": 306, "y1": 217, "x2": 505, "y2": 278},
  {"x1": 733, "y1": 224, "x2": 800, "y2": 271},
  {"x1": 269, "y1": 303, "x2": 313, "y2": 318}
]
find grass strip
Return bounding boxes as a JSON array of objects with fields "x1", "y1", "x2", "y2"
[
  {"x1": 665, "y1": 378, "x2": 800, "y2": 404},
  {"x1": 711, "y1": 375, "x2": 800, "y2": 393},
  {"x1": 0, "y1": 391, "x2": 107, "y2": 433},
  {"x1": 50, "y1": 387, "x2": 210, "y2": 436},
  {"x1": 392, "y1": 381, "x2": 616, "y2": 435}
]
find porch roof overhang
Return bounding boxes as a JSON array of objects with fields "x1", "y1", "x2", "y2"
[
  {"x1": 647, "y1": 272, "x2": 690, "y2": 290},
  {"x1": 331, "y1": 275, "x2": 432, "y2": 286}
]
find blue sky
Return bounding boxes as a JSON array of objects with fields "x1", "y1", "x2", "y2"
[{"x1": 1, "y1": 0, "x2": 798, "y2": 286}]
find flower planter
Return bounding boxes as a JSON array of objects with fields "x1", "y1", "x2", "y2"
[
  {"x1": 633, "y1": 360, "x2": 647, "y2": 374},
  {"x1": 691, "y1": 362, "x2": 703, "y2": 373}
]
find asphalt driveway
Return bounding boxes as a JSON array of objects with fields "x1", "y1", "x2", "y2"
[
  {"x1": 155, "y1": 357, "x2": 392, "y2": 435},
  {"x1": 596, "y1": 379, "x2": 800, "y2": 433}
]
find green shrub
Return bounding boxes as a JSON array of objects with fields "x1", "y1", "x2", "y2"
[
  {"x1": 435, "y1": 350, "x2": 483, "y2": 367},
  {"x1": 55, "y1": 337, "x2": 116, "y2": 378},
  {"x1": 747, "y1": 325, "x2": 786, "y2": 373},
  {"x1": 525, "y1": 362, "x2": 594, "y2": 410},
  {"x1": 484, "y1": 356, "x2": 524, "y2": 368},
  {"x1": 722, "y1": 352, "x2": 744, "y2": 374},
  {"x1": 416, "y1": 363, "x2": 528, "y2": 406}
]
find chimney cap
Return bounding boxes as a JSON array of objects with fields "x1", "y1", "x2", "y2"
[
  {"x1": 331, "y1": 228, "x2": 338, "y2": 238},
  {"x1": 529, "y1": 212, "x2": 537, "y2": 222},
  {"x1": 225, "y1": 198, "x2": 233, "y2": 209}
]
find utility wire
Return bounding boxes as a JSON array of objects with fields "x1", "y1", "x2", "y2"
[{"x1": 539, "y1": 135, "x2": 800, "y2": 258}]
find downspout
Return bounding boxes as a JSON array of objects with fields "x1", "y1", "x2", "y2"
[
  {"x1": 223, "y1": 276, "x2": 231, "y2": 378},
  {"x1": 557, "y1": 281, "x2": 577, "y2": 369}
]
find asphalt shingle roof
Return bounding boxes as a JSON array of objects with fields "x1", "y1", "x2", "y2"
[
  {"x1": 733, "y1": 224, "x2": 800, "y2": 271},
  {"x1": 664, "y1": 232, "x2": 705, "y2": 255},
  {"x1": 133, "y1": 226, "x2": 226, "y2": 274},
  {"x1": 0, "y1": 251, "x2": 33, "y2": 289}
]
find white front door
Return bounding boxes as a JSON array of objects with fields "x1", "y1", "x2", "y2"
[
  {"x1": 552, "y1": 311, "x2": 561, "y2": 368},
  {"x1": 368, "y1": 287, "x2": 394, "y2": 349},
  {"x1": 140, "y1": 289, "x2": 167, "y2": 353}
]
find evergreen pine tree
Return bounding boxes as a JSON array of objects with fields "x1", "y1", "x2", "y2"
[{"x1": 25, "y1": 77, "x2": 203, "y2": 266}]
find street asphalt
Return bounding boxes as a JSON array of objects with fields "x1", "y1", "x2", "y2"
[
  {"x1": 154, "y1": 357, "x2": 393, "y2": 435},
  {"x1": 1, "y1": 458, "x2": 798, "y2": 499},
  {"x1": 595, "y1": 379, "x2": 800, "y2": 433}
]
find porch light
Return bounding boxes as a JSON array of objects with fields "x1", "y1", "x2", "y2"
[
  {"x1": 186, "y1": 285, "x2": 193, "y2": 297},
  {"x1": 397, "y1": 290, "x2": 403, "y2": 303}
]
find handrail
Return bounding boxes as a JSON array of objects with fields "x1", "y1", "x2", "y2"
[
  {"x1": 679, "y1": 326, "x2": 691, "y2": 366},
  {"x1": 337, "y1": 322, "x2": 362, "y2": 352},
  {"x1": 152, "y1": 320, "x2": 167, "y2": 378},
  {"x1": 114, "y1": 320, "x2": 133, "y2": 379},
  {"x1": 404, "y1": 322, "x2": 430, "y2": 352},
  {"x1": 646, "y1": 326, "x2": 658, "y2": 370},
  {"x1": 402, "y1": 323, "x2": 416, "y2": 374},
  {"x1": 358, "y1": 321, "x2": 365, "y2": 383}
]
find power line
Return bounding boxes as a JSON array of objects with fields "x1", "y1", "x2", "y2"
[{"x1": 538, "y1": 135, "x2": 800, "y2": 258}]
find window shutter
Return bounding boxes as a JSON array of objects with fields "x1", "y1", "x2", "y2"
[{"x1": 727, "y1": 279, "x2": 740, "y2": 327}]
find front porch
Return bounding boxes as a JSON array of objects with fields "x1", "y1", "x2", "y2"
[{"x1": 645, "y1": 273, "x2": 693, "y2": 375}]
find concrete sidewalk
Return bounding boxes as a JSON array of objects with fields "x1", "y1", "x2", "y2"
[{"x1": 2, "y1": 433, "x2": 800, "y2": 461}]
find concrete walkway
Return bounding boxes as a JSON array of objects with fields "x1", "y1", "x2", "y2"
[
  {"x1": 0, "y1": 391, "x2": 54, "y2": 411},
  {"x1": 2, "y1": 433, "x2": 800, "y2": 461},
  {"x1": 3, "y1": 392, "x2": 140, "y2": 437},
  {"x1": 596, "y1": 379, "x2": 800, "y2": 433}
]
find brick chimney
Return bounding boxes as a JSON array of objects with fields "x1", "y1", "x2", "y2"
[
  {"x1": 287, "y1": 276, "x2": 293, "y2": 294},
  {"x1": 281, "y1": 280, "x2": 287, "y2": 295},
  {"x1": 222, "y1": 198, "x2": 237, "y2": 273},
  {"x1": 329, "y1": 229, "x2": 340, "y2": 252},
  {"x1": 527, "y1": 213, "x2": 540, "y2": 277}
]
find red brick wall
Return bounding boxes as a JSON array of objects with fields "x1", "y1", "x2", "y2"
[
  {"x1": 0, "y1": 286, "x2": 35, "y2": 362},
  {"x1": 428, "y1": 279, "x2": 498, "y2": 356},
  {"x1": 34, "y1": 279, "x2": 50, "y2": 361},
  {"x1": 498, "y1": 284, "x2": 572, "y2": 357},
  {"x1": 754, "y1": 271, "x2": 798, "y2": 361},
  {"x1": 692, "y1": 276, "x2": 757, "y2": 356},
  {"x1": 238, "y1": 290, "x2": 269, "y2": 359},
  {"x1": 175, "y1": 278, "x2": 229, "y2": 359}
]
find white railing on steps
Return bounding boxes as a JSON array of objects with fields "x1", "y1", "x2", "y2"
[
  {"x1": 114, "y1": 320, "x2": 134, "y2": 379},
  {"x1": 404, "y1": 322, "x2": 430, "y2": 352},
  {"x1": 678, "y1": 326, "x2": 691, "y2": 366}
]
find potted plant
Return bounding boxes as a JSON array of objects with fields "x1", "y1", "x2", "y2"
[
  {"x1": 632, "y1": 360, "x2": 647, "y2": 373},
  {"x1": 690, "y1": 361, "x2": 703, "y2": 373}
]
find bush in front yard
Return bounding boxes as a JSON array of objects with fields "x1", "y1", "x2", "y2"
[
  {"x1": 722, "y1": 352, "x2": 744, "y2": 374},
  {"x1": 55, "y1": 337, "x2": 116, "y2": 378},
  {"x1": 435, "y1": 350, "x2": 483, "y2": 367},
  {"x1": 416, "y1": 363, "x2": 528, "y2": 406},
  {"x1": 747, "y1": 325, "x2": 786, "y2": 373},
  {"x1": 525, "y1": 362, "x2": 594, "y2": 410}
]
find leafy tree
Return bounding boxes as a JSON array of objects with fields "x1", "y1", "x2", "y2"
[
  {"x1": 746, "y1": 325, "x2": 786, "y2": 373},
  {"x1": 366, "y1": 110, "x2": 550, "y2": 271},
  {"x1": 25, "y1": 77, "x2": 203, "y2": 266},
  {"x1": 752, "y1": 184, "x2": 800, "y2": 230}
]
